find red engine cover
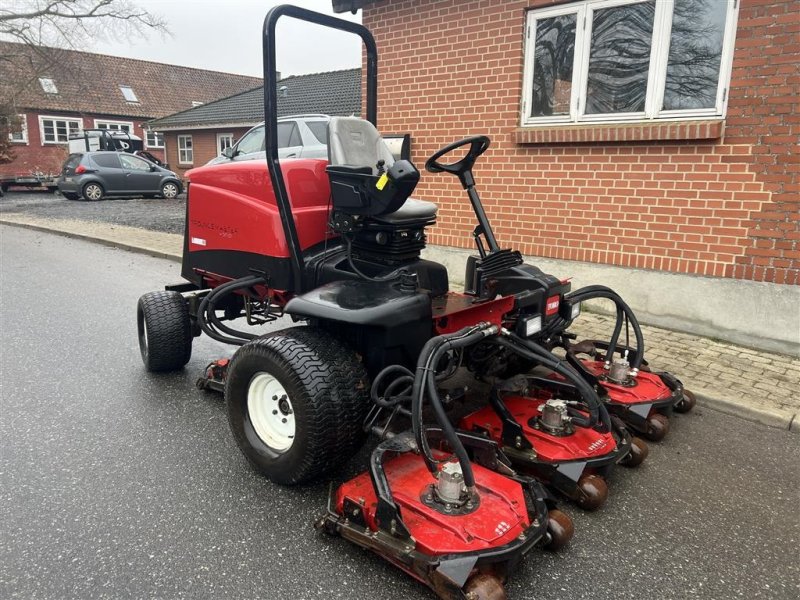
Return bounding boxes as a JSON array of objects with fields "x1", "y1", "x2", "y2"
[
  {"x1": 460, "y1": 394, "x2": 617, "y2": 463},
  {"x1": 185, "y1": 158, "x2": 334, "y2": 258},
  {"x1": 335, "y1": 451, "x2": 530, "y2": 556}
]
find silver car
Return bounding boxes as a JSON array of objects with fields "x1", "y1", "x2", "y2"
[{"x1": 206, "y1": 115, "x2": 330, "y2": 165}]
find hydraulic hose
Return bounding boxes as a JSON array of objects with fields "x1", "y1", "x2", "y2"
[
  {"x1": 197, "y1": 275, "x2": 266, "y2": 346},
  {"x1": 344, "y1": 237, "x2": 403, "y2": 282},
  {"x1": 566, "y1": 285, "x2": 645, "y2": 369},
  {"x1": 496, "y1": 333, "x2": 608, "y2": 430}
]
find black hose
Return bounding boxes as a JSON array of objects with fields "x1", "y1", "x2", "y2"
[
  {"x1": 566, "y1": 285, "x2": 645, "y2": 368},
  {"x1": 197, "y1": 275, "x2": 266, "y2": 346},
  {"x1": 344, "y1": 237, "x2": 403, "y2": 282}
]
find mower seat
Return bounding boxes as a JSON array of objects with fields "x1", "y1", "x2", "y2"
[{"x1": 327, "y1": 117, "x2": 437, "y2": 223}]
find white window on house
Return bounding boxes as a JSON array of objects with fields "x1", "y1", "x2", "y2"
[
  {"x1": 216, "y1": 133, "x2": 234, "y2": 155},
  {"x1": 8, "y1": 114, "x2": 28, "y2": 144},
  {"x1": 39, "y1": 77, "x2": 58, "y2": 94},
  {"x1": 119, "y1": 85, "x2": 139, "y2": 102},
  {"x1": 191, "y1": 101, "x2": 204, "y2": 107},
  {"x1": 521, "y1": 0, "x2": 739, "y2": 126},
  {"x1": 39, "y1": 116, "x2": 82, "y2": 144},
  {"x1": 94, "y1": 120, "x2": 134, "y2": 132},
  {"x1": 145, "y1": 130, "x2": 165, "y2": 148},
  {"x1": 178, "y1": 135, "x2": 193, "y2": 164}
]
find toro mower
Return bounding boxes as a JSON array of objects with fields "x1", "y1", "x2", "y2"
[{"x1": 134, "y1": 5, "x2": 689, "y2": 598}]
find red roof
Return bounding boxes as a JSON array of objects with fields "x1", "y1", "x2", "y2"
[{"x1": 0, "y1": 41, "x2": 262, "y2": 119}]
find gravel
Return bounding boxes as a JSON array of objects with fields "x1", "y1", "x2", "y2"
[{"x1": 0, "y1": 190, "x2": 186, "y2": 234}]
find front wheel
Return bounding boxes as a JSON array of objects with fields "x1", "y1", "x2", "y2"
[
  {"x1": 137, "y1": 291, "x2": 192, "y2": 372},
  {"x1": 225, "y1": 327, "x2": 369, "y2": 485},
  {"x1": 160, "y1": 181, "x2": 180, "y2": 199}
]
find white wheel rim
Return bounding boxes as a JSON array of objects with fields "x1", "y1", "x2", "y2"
[
  {"x1": 163, "y1": 183, "x2": 177, "y2": 198},
  {"x1": 247, "y1": 372, "x2": 295, "y2": 452},
  {"x1": 86, "y1": 185, "x2": 101, "y2": 200}
]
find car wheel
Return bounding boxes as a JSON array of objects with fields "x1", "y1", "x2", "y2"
[
  {"x1": 160, "y1": 181, "x2": 180, "y2": 199},
  {"x1": 62, "y1": 192, "x2": 79, "y2": 200},
  {"x1": 82, "y1": 182, "x2": 104, "y2": 201},
  {"x1": 225, "y1": 327, "x2": 369, "y2": 485},
  {"x1": 137, "y1": 291, "x2": 193, "y2": 372}
]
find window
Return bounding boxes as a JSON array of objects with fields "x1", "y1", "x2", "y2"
[
  {"x1": 119, "y1": 86, "x2": 139, "y2": 102},
  {"x1": 178, "y1": 135, "x2": 193, "y2": 164},
  {"x1": 119, "y1": 154, "x2": 152, "y2": 171},
  {"x1": 91, "y1": 153, "x2": 122, "y2": 169},
  {"x1": 191, "y1": 101, "x2": 204, "y2": 107},
  {"x1": 8, "y1": 114, "x2": 28, "y2": 144},
  {"x1": 39, "y1": 116, "x2": 82, "y2": 144},
  {"x1": 145, "y1": 131, "x2": 165, "y2": 149},
  {"x1": 277, "y1": 121, "x2": 302, "y2": 148},
  {"x1": 235, "y1": 125, "x2": 264, "y2": 155},
  {"x1": 521, "y1": 0, "x2": 739, "y2": 126},
  {"x1": 306, "y1": 121, "x2": 329, "y2": 144},
  {"x1": 94, "y1": 120, "x2": 133, "y2": 132},
  {"x1": 39, "y1": 77, "x2": 58, "y2": 94},
  {"x1": 217, "y1": 133, "x2": 234, "y2": 155}
]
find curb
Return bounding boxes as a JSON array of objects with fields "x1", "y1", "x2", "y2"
[
  {"x1": 0, "y1": 218, "x2": 182, "y2": 263},
  {"x1": 2, "y1": 217, "x2": 797, "y2": 434},
  {"x1": 695, "y1": 392, "x2": 797, "y2": 433}
]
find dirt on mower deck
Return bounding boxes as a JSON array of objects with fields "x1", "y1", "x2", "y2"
[{"x1": 0, "y1": 190, "x2": 186, "y2": 235}]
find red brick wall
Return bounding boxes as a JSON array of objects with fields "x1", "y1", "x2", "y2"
[
  {"x1": 1, "y1": 111, "x2": 165, "y2": 180},
  {"x1": 362, "y1": 0, "x2": 799, "y2": 285},
  {"x1": 164, "y1": 127, "x2": 251, "y2": 179}
]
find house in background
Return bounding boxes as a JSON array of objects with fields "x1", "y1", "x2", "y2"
[
  {"x1": 146, "y1": 68, "x2": 361, "y2": 177},
  {"x1": 0, "y1": 41, "x2": 261, "y2": 183},
  {"x1": 331, "y1": 0, "x2": 799, "y2": 354}
]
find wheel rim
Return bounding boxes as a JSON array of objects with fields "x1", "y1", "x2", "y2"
[
  {"x1": 85, "y1": 184, "x2": 102, "y2": 200},
  {"x1": 137, "y1": 308, "x2": 149, "y2": 360},
  {"x1": 247, "y1": 372, "x2": 295, "y2": 452},
  {"x1": 162, "y1": 183, "x2": 178, "y2": 198}
]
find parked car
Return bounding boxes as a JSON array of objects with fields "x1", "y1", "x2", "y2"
[
  {"x1": 57, "y1": 151, "x2": 183, "y2": 201},
  {"x1": 206, "y1": 114, "x2": 330, "y2": 165}
]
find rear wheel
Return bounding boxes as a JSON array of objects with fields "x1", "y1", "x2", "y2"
[
  {"x1": 137, "y1": 291, "x2": 192, "y2": 372},
  {"x1": 82, "y1": 182, "x2": 104, "y2": 201},
  {"x1": 225, "y1": 327, "x2": 369, "y2": 485},
  {"x1": 160, "y1": 181, "x2": 180, "y2": 199}
]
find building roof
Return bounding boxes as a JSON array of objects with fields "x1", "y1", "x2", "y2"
[
  {"x1": 147, "y1": 68, "x2": 361, "y2": 131},
  {"x1": 0, "y1": 41, "x2": 262, "y2": 119}
]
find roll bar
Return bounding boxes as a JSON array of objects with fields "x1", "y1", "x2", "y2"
[{"x1": 262, "y1": 5, "x2": 378, "y2": 293}]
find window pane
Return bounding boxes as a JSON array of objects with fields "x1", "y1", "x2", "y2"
[
  {"x1": 306, "y1": 121, "x2": 328, "y2": 144},
  {"x1": 531, "y1": 14, "x2": 577, "y2": 117},
  {"x1": 236, "y1": 126, "x2": 264, "y2": 155},
  {"x1": 663, "y1": 0, "x2": 727, "y2": 110},
  {"x1": 585, "y1": 1, "x2": 656, "y2": 115},
  {"x1": 92, "y1": 153, "x2": 122, "y2": 169},
  {"x1": 120, "y1": 154, "x2": 150, "y2": 171},
  {"x1": 277, "y1": 122, "x2": 296, "y2": 148}
]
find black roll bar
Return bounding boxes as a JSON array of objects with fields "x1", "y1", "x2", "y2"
[{"x1": 262, "y1": 4, "x2": 378, "y2": 293}]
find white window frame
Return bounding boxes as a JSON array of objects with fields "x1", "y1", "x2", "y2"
[
  {"x1": 8, "y1": 114, "x2": 28, "y2": 144},
  {"x1": 39, "y1": 77, "x2": 58, "y2": 94},
  {"x1": 145, "y1": 130, "x2": 165, "y2": 149},
  {"x1": 38, "y1": 115, "x2": 82, "y2": 145},
  {"x1": 177, "y1": 135, "x2": 193, "y2": 165},
  {"x1": 216, "y1": 132, "x2": 235, "y2": 155},
  {"x1": 119, "y1": 85, "x2": 139, "y2": 103},
  {"x1": 520, "y1": 0, "x2": 740, "y2": 127},
  {"x1": 94, "y1": 119, "x2": 134, "y2": 132}
]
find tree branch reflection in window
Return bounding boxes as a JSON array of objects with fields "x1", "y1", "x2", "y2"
[
  {"x1": 586, "y1": 1, "x2": 655, "y2": 115},
  {"x1": 532, "y1": 14, "x2": 576, "y2": 117},
  {"x1": 664, "y1": 0, "x2": 727, "y2": 110}
]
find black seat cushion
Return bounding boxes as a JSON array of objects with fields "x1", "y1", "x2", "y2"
[{"x1": 372, "y1": 198, "x2": 437, "y2": 225}]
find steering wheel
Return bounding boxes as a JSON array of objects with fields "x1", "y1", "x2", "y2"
[{"x1": 425, "y1": 136, "x2": 491, "y2": 185}]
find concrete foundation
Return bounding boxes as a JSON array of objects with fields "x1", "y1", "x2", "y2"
[{"x1": 422, "y1": 245, "x2": 800, "y2": 356}]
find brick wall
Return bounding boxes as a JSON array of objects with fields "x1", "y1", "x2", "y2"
[
  {"x1": 362, "y1": 0, "x2": 799, "y2": 285},
  {"x1": 164, "y1": 127, "x2": 251, "y2": 179},
  {"x1": 1, "y1": 111, "x2": 165, "y2": 181}
]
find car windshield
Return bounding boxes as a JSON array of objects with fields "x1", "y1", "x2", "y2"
[{"x1": 236, "y1": 126, "x2": 265, "y2": 155}]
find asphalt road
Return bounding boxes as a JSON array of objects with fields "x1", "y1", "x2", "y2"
[
  {"x1": 1, "y1": 225, "x2": 798, "y2": 600},
  {"x1": 0, "y1": 190, "x2": 186, "y2": 234}
]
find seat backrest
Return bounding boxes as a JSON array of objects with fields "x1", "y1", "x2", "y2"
[{"x1": 327, "y1": 117, "x2": 395, "y2": 174}]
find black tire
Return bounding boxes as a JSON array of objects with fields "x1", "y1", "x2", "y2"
[
  {"x1": 160, "y1": 181, "x2": 180, "y2": 199},
  {"x1": 225, "y1": 327, "x2": 370, "y2": 485},
  {"x1": 62, "y1": 192, "x2": 79, "y2": 200},
  {"x1": 82, "y1": 181, "x2": 104, "y2": 201},
  {"x1": 137, "y1": 291, "x2": 192, "y2": 372}
]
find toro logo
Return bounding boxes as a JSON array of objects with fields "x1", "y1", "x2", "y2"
[
  {"x1": 587, "y1": 439, "x2": 608, "y2": 453},
  {"x1": 545, "y1": 296, "x2": 560, "y2": 316}
]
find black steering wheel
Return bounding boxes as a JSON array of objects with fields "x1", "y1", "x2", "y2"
[{"x1": 425, "y1": 136, "x2": 491, "y2": 185}]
